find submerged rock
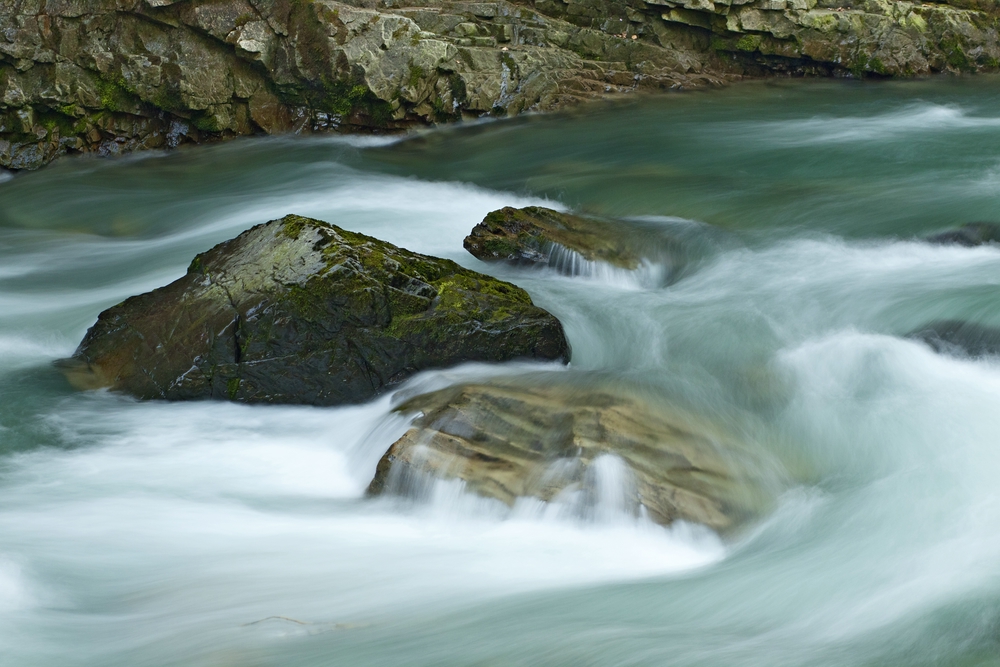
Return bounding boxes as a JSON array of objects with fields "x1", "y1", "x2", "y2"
[
  {"x1": 368, "y1": 379, "x2": 778, "y2": 533},
  {"x1": 464, "y1": 206, "x2": 653, "y2": 270},
  {"x1": 61, "y1": 215, "x2": 569, "y2": 405},
  {"x1": 925, "y1": 223, "x2": 1000, "y2": 247},
  {"x1": 909, "y1": 320, "x2": 1000, "y2": 358}
]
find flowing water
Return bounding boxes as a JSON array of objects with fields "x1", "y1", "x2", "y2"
[{"x1": 3, "y1": 77, "x2": 1000, "y2": 666}]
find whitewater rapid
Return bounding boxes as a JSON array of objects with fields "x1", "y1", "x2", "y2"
[{"x1": 3, "y1": 79, "x2": 1000, "y2": 666}]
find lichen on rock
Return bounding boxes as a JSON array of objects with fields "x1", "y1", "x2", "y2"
[{"x1": 60, "y1": 214, "x2": 570, "y2": 405}]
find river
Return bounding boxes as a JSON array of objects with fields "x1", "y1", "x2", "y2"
[{"x1": 2, "y1": 77, "x2": 1000, "y2": 666}]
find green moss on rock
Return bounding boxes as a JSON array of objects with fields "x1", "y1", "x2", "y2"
[
  {"x1": 62, "y1": 214, "x2": 570, "y2": 405},
  {"x1": 465, "y1": 206, "x2": 646, "y2": 269},
  {"x1": 736, "y1": 34, "x2": 763, "y2": 52},
  {"x1": 96, "y1": 74, "x2": 141, "y2": 114}
]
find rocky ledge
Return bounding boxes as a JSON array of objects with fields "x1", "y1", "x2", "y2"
[
  {"x1": 60, "y1": 214, "x2": 569, "y2": 405},
  {"x1": 5, "y1": 0, "x2": 1000, "y2": 170},
  {"x1": 368, "y1": 378, "x2": 778, "y2": 532}
]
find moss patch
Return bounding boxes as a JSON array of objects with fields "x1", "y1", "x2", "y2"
[
  {"x1": 311, "y1": 80, "x2": 393, "y2": 126},
  {"x1": 407, "y1": 64, "x2": 425, "y2": 90},
  {"x1": 736, "y1": 34, "x2": 763, "y2": 52},
  {"x1": 96, "y1": 74, "x2": 141, "y2": 114}
]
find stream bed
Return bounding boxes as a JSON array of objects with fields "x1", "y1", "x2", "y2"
[{"x1": 2, "y1": 77, "x2": 1000, "y2": 667}]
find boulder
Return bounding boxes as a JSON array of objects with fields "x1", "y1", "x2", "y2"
[
  {"x1": 368, "y1": 378, "x2": 778, "y2": 533},
  {"x1": 464, "y1": 206, "x2": 653, "y2": 270},
  {"x1": 924, "y1": 222, "x2": 1000, "y2": 247},
  {"x1": 60, "y1": 215, "x2": 570, "y2": 405},
  {"x1": 909, "y1": 320, "x2": 1000, "y2": 358}
]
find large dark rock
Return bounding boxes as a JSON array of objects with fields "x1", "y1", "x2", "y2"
[
  {"x1": 909, "y1": 320, "x2": 1000, "y2": 358},
  {"x1": 60, "y1": 215, "x2": 570, "y2": 405},
  {"x1": 924, "y1": 222, "x2": 1000, "y2": 247},
  {"x1": 368, "y1": 378, "x2": 779, "y2": 534}
]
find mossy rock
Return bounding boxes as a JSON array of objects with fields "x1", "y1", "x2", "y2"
[
  {"x1": 368, "y1": 377, "x2": 781, "y2": 534},
  {"x1": 60, "y1": 215, "x2": 570, "y2": 405},
  {"x1": 464, "y1": 206, "x2": 653, "y2": 270}
]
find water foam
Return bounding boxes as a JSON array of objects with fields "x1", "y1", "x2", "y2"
[
  {"x1": 545, "y1": 243, "x2": 668, "y2": 289},
  {"x1": 0, "y1": 558, "x2": 34, "y2": 612},
  {"x1": 0, "y1": 382, "x2": 724, "y2": 665},
  {"x1": 6, "y1": 83, "x2": 1000, "y2": 666},
  {"x1": 664, "y1": 235, "x2": 1000, "y2": 343},
  {"x1": 749, "y1": 103, "x2": 1000, "y2": 146}
]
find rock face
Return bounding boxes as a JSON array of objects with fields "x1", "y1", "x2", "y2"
[
  {"x1": 910, "y1": 320, "x2": 1000, "y2": 358},
  {"x1": 368, "y1": 379, "x2": 777, "y2": 533},
  {"x1": 5, "y1": 0, "x2": 1000, "y2": 170},
  {"x1": 925, "y1": 222, "x2": 1000, "y2": 247},
  {"x1": 62, "y1": 214, "x2": 570, "y2": 405},
  {"x1": 642, "y1": 0, "x2": 1000, "y2": 77},
  {"x1": 464, "y1": 205, "x2": 647, "y2": 268}
]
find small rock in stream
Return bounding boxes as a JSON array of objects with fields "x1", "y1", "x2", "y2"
[
  {"x1": 462, "y1": 205, "x2": 704, "y2": 287},
  {"x1": 464, "y1": 206, "x2": 649, "y2": 269},
  {"x1": 909, "y1": 320, "x2": 1000, "y2": 358},
  {"x1": 924, "y1": 222, "x2": 1000, "y2": 247}
]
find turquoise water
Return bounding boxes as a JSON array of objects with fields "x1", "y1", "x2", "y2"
[{"x1": 2, "y1": 77, "x2": 1000, "y2": 666}]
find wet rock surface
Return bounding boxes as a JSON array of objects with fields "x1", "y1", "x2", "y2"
[
  {"x1": 61, "y1": 214, "x2": 570, "y2": 405},
  {"x1": 464, "y1": 205, "x2": 653, "y2": 269},
  {"x1": 5, "y1": 0, "x2": 1000, "y2": 170},
  {"x1": 0, "y1": 0, "x2": 728, "y2": 170},
  {"x1": 909, "y1": 320, "x2": 1000, "y2": 358},
  {"x1": 925, "y1": 222, "x2": 1000, "y2": 247},
  {"x1": 368, "y1": 378, "x2": 779, "y2": 533}
]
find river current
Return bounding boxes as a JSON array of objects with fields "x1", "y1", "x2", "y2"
[{"x1": 2, "y1": 78, "x2": 1000, "y2": 666}]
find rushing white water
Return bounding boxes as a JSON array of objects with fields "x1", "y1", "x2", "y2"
[
  {"x1": 749, "y1": 102, "x2": 1000, "y2": 146},
  {"x1": 543, "y1": 243, "x2": 669, "y2": 289},
  {"x1": 0, "y1": 382, "x2": 724, "y2": 666},
  {"x1": 4, "y1": 80, "x2": 1000, "y2": 666}
]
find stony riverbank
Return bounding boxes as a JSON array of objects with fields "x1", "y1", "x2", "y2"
[{"x1": 4, "y1": 0, "x2": 1000, "y2": 170}]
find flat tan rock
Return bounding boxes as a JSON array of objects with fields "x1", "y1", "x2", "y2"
[{"x1": 369, "y1": 378, "x2": 781, "y2": 534}]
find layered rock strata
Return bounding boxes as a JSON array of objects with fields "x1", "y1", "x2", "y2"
[
  {"x1": 369, "y1": 379, "x2": 778, "y2": 532},
  {"x1": 60, "y1": 214, "x2": 570, "y2": 404},
  {"x1": 4, "y1": 0, "x2": 1000, "y2": 169}
]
